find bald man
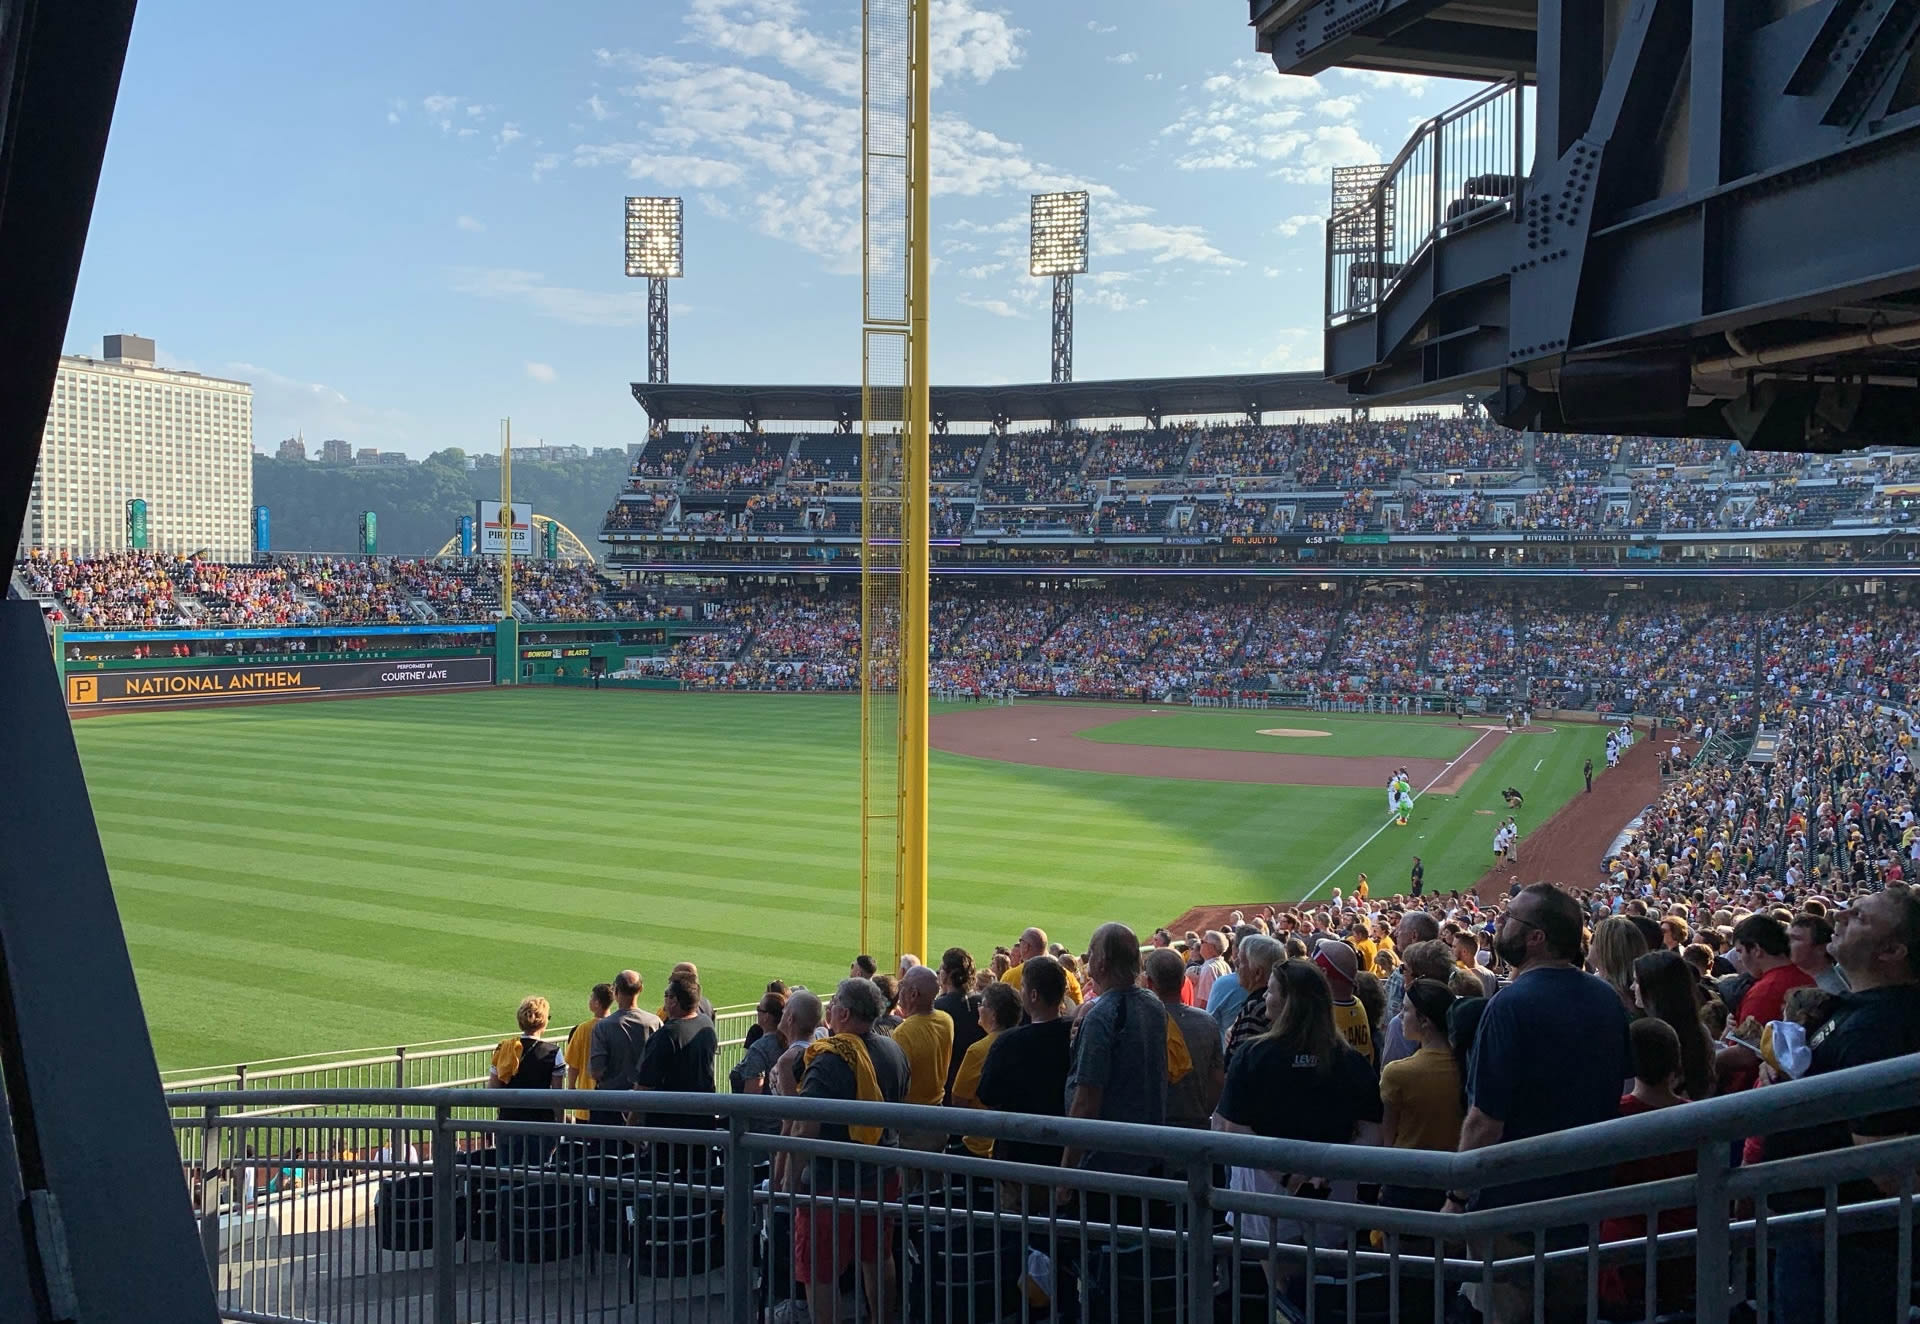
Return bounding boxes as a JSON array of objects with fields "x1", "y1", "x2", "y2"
[
  {"x1": 1002, "y1": 926, "x2": 1082, "y2": 1006},
  {"x1": 667, "y1": 961, "x2": 716, "y2": 1018},
  {"x1": 889, "y1": 964, "x2": 953, "y2": 1163}
]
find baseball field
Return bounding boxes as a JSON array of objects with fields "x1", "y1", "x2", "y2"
[{"x1": 71, "y1": 689, "x2": 1601, "y2": 1068}]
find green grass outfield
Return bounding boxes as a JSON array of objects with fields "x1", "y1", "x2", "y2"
[
  {"x1": 71, "y1": 691, "x2": 1596, "y2": 1068},
  {"x1": 1079, "y1": 710, "x2": 1485, "y2": 757}
]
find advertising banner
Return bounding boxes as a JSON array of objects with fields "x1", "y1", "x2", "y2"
[
  {"x1": 253, "y1": 505, "x2": 271, "y2": 554},
  {"x1": 66, "y1": 656, "x2": 495, "y2": 710},
  {"x1": 126, "y1": 498, "x2": 150, "y2": 550},
  {"x1": 457, "y1": 514, "x2": 476, "y2": 557},
  {"x1": 477, "y1": 500, "x2": 533, "y2": 556}
]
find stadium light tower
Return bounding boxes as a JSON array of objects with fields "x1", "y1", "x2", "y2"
[
  {"x1": 625, "y1": 195, "x2": 684, "y2": 384},
  {"x1": 1030, "y1": 190, "x2": 1089, "y2": 384}
]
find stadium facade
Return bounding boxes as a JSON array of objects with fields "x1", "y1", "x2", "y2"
[{"x1": 23, "y1": 335, "x2": 254, "y2": 560}]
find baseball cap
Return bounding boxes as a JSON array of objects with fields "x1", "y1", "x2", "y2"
[{"x1": 1312, "y1": 938, "x2": 1358, "y2": 988}]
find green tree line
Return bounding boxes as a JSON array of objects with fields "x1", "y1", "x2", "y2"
[{"x1": 251, "y1": 449, "x2": 632, "y2": 557}]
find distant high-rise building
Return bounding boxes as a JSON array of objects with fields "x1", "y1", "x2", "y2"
[
  {"x1": 319, "y1": 438, "x2": 352, "y2": 465},
  {"x1": 355, "y1": 448, "x2": 381, "y2": 466},
  {"x1": 25, "y1": 336, "x2": 252, "y2": 559},
  {"x1": 277, "y1": 435, "x2": 307, "y2": 462}
]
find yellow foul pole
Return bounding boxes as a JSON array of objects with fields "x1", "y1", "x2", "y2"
[
  {"x1": 501, "y1": 419, "x2": 514, "y2": 620},
  {"x1": 896, "y1": 0, "x2": 931, "y2": 961}
]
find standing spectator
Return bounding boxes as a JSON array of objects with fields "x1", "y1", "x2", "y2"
[
  {"x1": 1223, "y1": 935, "x2": 1285, "y2": 1063},
  {"x1": 1760, "y1": 890, "x2": 1920, "y2": 1321},
  {"x1": 1449, "y1": 884, "x2": 1631, "y2": 1324},
  {"x1": 1632, "y1": 950, "x2": 1716, "y2": 1101},
  {"x1": 487, "y1": 997, "x2": 565, "y2": 1166},
  {"x1": 976, "y1": 955, "x2": 1073, "y2": 1172},
  {"x1": 1313, "y1": 938, "x2": 1375, "y2": 1060},
  {"x1": 1589, "y1": 916, "x2": 1650, "y2": 1015},
  {"x1": 1003, "y1": 926, "x2": 1083, "y2": 1005},
  {"x1": 562, "y1": 982, "x2": 612, "y2": 1122},
  {"x1": 589, "y1": 969, "x2": 662, "y2": 1127},
  {"x1": 1215, "y1": 959, "x2": 1381, "y2": 1289},
  {"x1": 1380, "y1": 939, "x2": 1456, "y2": 1066},
  {"x1": 933, "y1": 947, "x2": 984, "y2": 1099},
  {"x1": 1384, "y1": 911, "x2": 1441, "y2": 1023},
  {"x1": 1191, "y1": 931, "x2": 1231, "y2": 1006},
  {"x1": 1596, "y1": 1019, "x2": 1698, "y2": 1318},
  {"x1": 784, "y1": 978, "x2": 910, "y2": 1324},
  {"x1": 634, "y1": 975, "x2": 719, "y2": 1154},
  {"x1": 1378, "y1": 979, "x2": 1462, "y2": 1212},
  {"x1": 948, "y1": 982, "x2": 1020, "y2": 1157},
  {"x1": 1717, "y1": 914, "x2": 1815, "y2": 1094},
  {"x1": 730, "y1": 990, "x2": 795, "y2": 1097},
  {"x1": 1790, "y1": 912, "x2": 1850, "y2": 993},
  {"x1": 1146, "y1": 948, "x2": 1225, "y2": 1128},
  {"x1": 1059, "y1": 924, "x2": 1167, "y2": 1178},
  {"x1": 888, "y1": 966, "x2": 954, "y2": 1157}
]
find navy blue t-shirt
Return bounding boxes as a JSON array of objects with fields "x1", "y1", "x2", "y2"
[{"x1": 1466, "y1": 965, "x2": 1630, "y2": 1207}]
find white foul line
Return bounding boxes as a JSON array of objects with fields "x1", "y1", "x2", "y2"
[
  {"x1": 1533, "y1": 758, "x2": 1543, "y2": 772},
  {"x1": 1301, "y1": 726, "x2": 1498, "y2": 903}
]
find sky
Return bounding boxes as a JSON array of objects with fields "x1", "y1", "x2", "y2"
[{"x1": 65, "y1": 0, "x2": 1457, "y2": 457}]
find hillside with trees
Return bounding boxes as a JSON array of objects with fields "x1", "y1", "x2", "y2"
[{"x1": 250, "y1": 449, "x2": 631, "y2": 557}]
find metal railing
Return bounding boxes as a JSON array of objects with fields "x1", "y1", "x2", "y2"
[
  {"x1": 169, "y1": 1052, "x2": 1920, "y2": 1323},
  {"x1": 1327, "y1": 77, "x2": 1528, "y2": 326}
]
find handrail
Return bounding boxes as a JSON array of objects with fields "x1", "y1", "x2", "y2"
[
  {"x1": 1327, "y1": 75, "x2": 1527, "y2": 326},
  {"x1": 170, "y1": 1050, "x2": 1920, "y2": 1191}
]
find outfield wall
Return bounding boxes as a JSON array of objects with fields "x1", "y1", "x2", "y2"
[{"x1": 54, "y1": 619, "x2": 680, "y2": 711}]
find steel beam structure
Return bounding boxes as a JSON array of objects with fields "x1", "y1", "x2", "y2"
[
  {"x1": 1266, "y1": 0, "x2": 1920, "y2": 449},
  {"x1": 648, "y1": 277, "x2": 669, "y2": 383},
  {"x1": 1051, "y1": 274, "x2": 1074, "y2": 383}
]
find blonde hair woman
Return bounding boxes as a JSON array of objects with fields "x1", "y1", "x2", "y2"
[
  {"x1": 1589, "y1": 916, "x2": 1650, "y2": 1014},
  {"x1": 487, "y1": 996, "x2": 564, "y2": 1165}
]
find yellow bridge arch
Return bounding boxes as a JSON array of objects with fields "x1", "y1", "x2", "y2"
[{"x1": 434, "y1": 514, "x2": 596, "y2": 563}]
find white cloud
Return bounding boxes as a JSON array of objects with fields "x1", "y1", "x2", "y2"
[
  {"x1": 1272, "y1": 213, "x2": 1323, "y2": 239},
  {"x1": 586, "y1": 94, "x2": 615, "y2": 121},
  {"x1": 451, "y1": 268, "x2": 646, "y2": 327},
  {"x1": 525, "y1": 362, "x2": 557, "y2": 384},
  {"x1": 958, "y1": 293, "x2": 1023, "y2": 318},
  {"x1": 1259, "y1": 329, "x2": 1321, "y2": 371},
  {"x1": 466, "y1": 104, "x2": 487, "y2": 118},
  {"x1": 1165, "y1": 60, "x2": 1362, "y2": 169},
  {"x1": 1087, "y1": 20, "x2": 1117, "y2": 34},
  {"x1": 1262, "y1": 266, "x2": 1283, "y2": 278},
  {"x1": 456, "y1": 214, "x2": 486, "y2": 232},
  {"x1": 573, "y1": 143, "x2": 747, "y2": 189},
  {"x1": 959, "y1": 262, "x2": 1008, "y2": 279},
  {"x1": 229, "y1": 361, "x2": 419, "y2": 454},
  {"x1": 1099, "y1": 219, "x2": 1242, "y2": 269},
  {"x1": 1144, "y1": 72, "x2": 1163, "y2": 82},
  {"x1": 1108, "y1": 52, "x2": 1138, "y2": 65},
  {"x1": 495, "y1": 122, "x2": 524, "y2": 148},
  {"x1": 422, "y1": 93, "x2": 463, "y2": 132},
  {"x1": 1268, "y1": 124, "x2": 1383, "y2": 183},
  {"x1": 1335, "y1": 68, "x2": 1433, "y2": 96}
]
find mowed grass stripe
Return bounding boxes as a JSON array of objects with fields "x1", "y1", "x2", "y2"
[{"x1": 73, "y1": 691, "x2": 1592, "y2": 1067}]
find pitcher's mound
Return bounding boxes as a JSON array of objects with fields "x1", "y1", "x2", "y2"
[{"x1": 1257, "y1": 727, "x2": 1333, "y2": 738}]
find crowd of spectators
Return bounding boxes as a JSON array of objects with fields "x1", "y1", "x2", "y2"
[
  {"x1": 177, "y1": 560, "x2": 314, "y2": 628},
  {"x1": 1424, "y1": 608, "x2": 1514, "y2": 695},
  {"x1": 482, "y1": 838, "x2": 1920, "y2": 1323},
  {"x1": 684, "y1": 433, "x2": 790, "y2": 491},
  {"x1": 594, "y1": 418, "x2": 1916, "y2": 545},
  {"x1": 19, "y1": 550, "x2": 192, "y2": 628},
  {"x1": 983, "y1": 430, "x2": 1093, "y2": 504}
]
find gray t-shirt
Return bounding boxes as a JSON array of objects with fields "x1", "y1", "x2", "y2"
[
  {"x1": 1164, "y1": 1000, "x2": 1224, "y2": 1129},
  {"x1": 1065, "y1": 987, "x2": 1168, "y2": 1170},
  {"x1": 589, "y1": 1006, "x2": 663, "y2": 1091}
]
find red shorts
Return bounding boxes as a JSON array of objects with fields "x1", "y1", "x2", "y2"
[{"x1": 792, "y1": 1178, "x2": 901, "y2": 1283}]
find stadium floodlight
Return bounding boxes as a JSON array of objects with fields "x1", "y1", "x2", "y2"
[
  {"x1": 625, "y1": 196, "x2": 684, "y2": 383},
  {"x1": 1030, "y1": 190, "x2": 1089, "y2": 383}
]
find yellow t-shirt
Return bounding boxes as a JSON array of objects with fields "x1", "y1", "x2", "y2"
[
  {"x1": 563, "y1": 1018, "x2": 598, "y2": 1122},
  {"x1": 950, "y1": 1030, "x2": 999, "y2": 1157},
  {"x1": 1351, "y1": 938, "x2": 1379, "y2": 970},
  {"x1": 1002, "y1": 960, "x2": 1083, "y2": 1007},
  {"x1": 1379, "y1": 1044, "x2": 1464, "y2": 1152},
  {"x1": 1355, "y1": 880, "x2": 1369, "y2": 902},
  {"x1": 1332, "y1": 997, "x2": 1374, "y2": 1063},
  {"x1": 890, "y1": 1009, "x2": 954, "y2": 1108}
]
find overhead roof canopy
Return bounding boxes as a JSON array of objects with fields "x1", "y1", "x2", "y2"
[
  {"x1": 1251, "y1": 0, "x2": 1538, "y2": 81},
  {"x1": 632, "y1": 371, "x2": 1362, "y2": 426}
]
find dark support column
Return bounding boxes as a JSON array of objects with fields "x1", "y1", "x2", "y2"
[{"x1": 0, "y1": 604, "x2": 218, "y2": 1321}]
